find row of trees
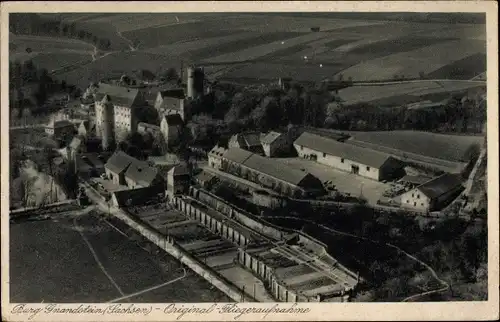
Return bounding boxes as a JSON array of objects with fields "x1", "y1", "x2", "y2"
[
  {"x1": 10, "y1": 13, "x2": 111, "y2": 50},
  {"x1": 329, "y1": 93, "x2": 486, "y2": 133},
  {"x1": 9, "y1": 60, "x2": 80, "y2": 113}
]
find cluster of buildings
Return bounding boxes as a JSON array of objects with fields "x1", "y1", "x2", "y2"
[
  {"x1": 92, "y1": 65, "x2": 206, "y2": 150},
  {"x1": 207, "y1": 128, "x2": 464, "y2": 212}
]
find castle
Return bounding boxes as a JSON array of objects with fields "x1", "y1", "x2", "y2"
[{"x1": 94, "y1": 65, "x2": 206, "y2": 150}]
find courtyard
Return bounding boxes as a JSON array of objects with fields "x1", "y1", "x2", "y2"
[{"x1": 274, "y1": 157, "x2": 390, "y2": 205}]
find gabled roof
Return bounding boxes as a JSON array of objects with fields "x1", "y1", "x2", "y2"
[
  {"x1": 125, "y1": 160, "x2": 159, "y2": 186},
  {"x1": 223, "y1": 147, "x2": 253, "y2": 164},
  {"x1": 243, "y1": 133, "x2": 262, "y2": 147},
  {"x1": 168, "y1": 163, "x2": 190, "y2": 176},
  {"x1": 243, "y1": 153, "x2": 310, "y2": 186},
  {"x1": 400, "y1": 175, "x2": 433, "y2": 186},
  {"x1": 261, "y1": 131, "x2": 283, "y2": 144},
  {"x1": 416, "y1": 173, "x2": 463, "y2": 199},
  {"x1": 294, "y1": 132, "x2": 394, "y2": 168},
  {"x1": 223, "y1": 147, "x2": 314, "y2": 187},
  {"x1": 105, "y1": 151, "x2": 137, "y2": 174},
  {"x1": 159, "y1": 89, "x2": 185, "y2": 100},
  {"x1": 163, "y1": 114, "x2": 184, "y2": 126},
  {"x1": 112, "y1": 186, "x2": 165, "y2": 208},
  {"x1": 229, "y1": 132, "x2": 263, "y2": 149},
  {"x1": 94, "y1": 83, "x2": 141, "y2": 108}
]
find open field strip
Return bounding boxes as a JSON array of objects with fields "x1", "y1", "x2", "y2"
[
  {"x1": 221, "y1": 14, "x2": 390, "y2": 32},
  {"x1": 84, "y1": 13, "x2": 204, "y2": 32},
  {"x1": 344, "y1": 130, "x2": 484, "y2": 162},
  {"x1": 9, "y1": 34, "x2": 95, "y2": 58},
  {"x1": 201, "y1": 32, "x2": 337, "y2": 64},
  {"x1": 337, "y1": 39, "x2": 486, "y2": 81},
  {"x1": 338, "y1": 80, "x2": 485, "y2": 105}
]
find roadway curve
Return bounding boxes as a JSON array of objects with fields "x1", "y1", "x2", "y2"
[{"x1": 261, "y1": 215, "x2": 449, "y2": 302}]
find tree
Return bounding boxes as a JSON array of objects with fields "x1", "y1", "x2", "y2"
[{"x1": 163, "y1": 68, "x2": 179, "y2": 82}]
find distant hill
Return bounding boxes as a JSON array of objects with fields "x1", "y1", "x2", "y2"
[{"x1": 248, "y1": 12, "x2": 486, "y2": 24}]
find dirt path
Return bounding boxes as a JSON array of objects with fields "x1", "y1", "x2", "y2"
[{"x1": 261, "y1": 215, "x2": 449, "y2": 302}]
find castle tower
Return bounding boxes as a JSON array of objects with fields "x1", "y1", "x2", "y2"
[
  {"x1": 186, "y1": 66, "x2": 205, "y2": 99},
  {"x1": 96, "y1": 94, "x2": 115, "y2": 150}
]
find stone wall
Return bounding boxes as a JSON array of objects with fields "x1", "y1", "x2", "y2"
[{"x1": 110, "y1": 206, "x2": 254, "y2": 302}]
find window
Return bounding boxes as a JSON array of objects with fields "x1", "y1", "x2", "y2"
[
  {"x1": 406, "y1": 200, "x2": 409, "y2": 203},
  {"x1": 412, "y1": 193, "x2": 414, "y2": 197},
  {"x1": 366, "y1": 166, "x2": 370, "y2": 171},
  {"x1": 341, "y1": 158, "x2": 345, "y2": 163},
  {"x1": 417, "y1": 194, "x2": 420, "y2": 199},
  {"x1": 414, "y1": 202, "x2": 416, "y2": 206},
  {"x1": 421, "y1": 203, "x2": 424, "y2": 206},
  {"x1": 323, "y1": 153, "x2": 326, "y2": 158},
  {"x1": 300, "y1": 145, "x2": 303, "y2": 150}
]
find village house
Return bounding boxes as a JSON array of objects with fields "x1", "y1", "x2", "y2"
[
  {"x1": 104, "y1": 151, "x2": 138, "y2": 186},
  {"x1": 45, "y1": 120, "x2": 76, "y2": 140},
  {"x1": 166, "y1": 163, "x2": 191, "y2": 197},
  {"x1": 261, "y1": 131, "x2": 290, "y2": 157},
  {"x1": 124, "y1": 160, "x2": 162, "y2": 189},
  {"x1": 228, "y1": 132, "x2": 265, "y2": 155},
  {"x1": 154, "y1": 89, "x2": 188, "y2": 121},
  {"x1": 208, "y1": 146, "x2": 227, "y2": 170},
  {"x1": 400, "y1": 173, "x2": 464, "y2": 212},
  {"x1": 160, "y1": 114, "x2": 184, "y2": 145},
  {"x1": 294, "y1": 132, "x2": 405, "y2": 182}
]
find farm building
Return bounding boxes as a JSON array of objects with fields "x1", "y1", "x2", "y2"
[
  {"x1": 111, "y1": 186, "x2": 165, "y2": 208},
  {"x1": 261, "y1": 131, "x2": 290, "y2": 157},
  {"x1": 228, "y1": 132, "x2": 265, "y2": 154},
  {"x1": 399, "y1": 175, "x2": 434, "y2": 188},
  {"x1": 94, "y1": 83, "x2": 146, "y2": 149},
  {"x1": 137, "y1": 122, "x2": 162, "y2": 137},
  {"x1": 166, "y1": 163, "x2": 191, "y2": 197},
  {"x1": 294, "y1": 132, "x2": 405, "y2": 181},
  {"x1": 154, "y1": 89, "x2": 189, "y2": 121},
  {"x1": 45, "y1": 120, "x2": 76, "y2": 139},
  {"x1": 219, "y1": 147, "x2": 325, "y2": 198},
  {"x1": 104, "y1": 151, "x2": 138, "y2": 186},
  {"x1": 105, "y1": 150, "x2": 162, "y2": 189},
  {"x1": 208, "y1": 146, "x2": 227, "y2": 170},
  {"x1": 400, "y1": 173, "x2": 464, "y2": 212},
  {"x1": 160, "y1": 114, "x2": 184, "y2": 145},
  {"x1": 124, "y1": 159, "x2": 162, "y2": 189}
]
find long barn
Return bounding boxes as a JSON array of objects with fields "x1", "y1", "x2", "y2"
[{"x1": 294, "y1": 132, "x2": 405, "y2": 181}]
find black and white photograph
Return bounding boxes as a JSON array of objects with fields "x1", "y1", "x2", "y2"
[{"x1": 1, "y1": 1, "x2": 498, "y2": 321}]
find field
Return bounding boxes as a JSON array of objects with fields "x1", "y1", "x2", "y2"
[
  {"x1": 343, "y1": 130, "x2": 484, "y2": 163},
  {"x1": 10, "y1": 13, "x2": 486, "y2": 92},
  {"x1": 338, "y1": 38, "x2": 486, "y2": 81},
  {"x1": 9, "y1": 211, "x2": 230, "y2": 302},
  {"x1": 338, "y1": 81, "x2": 486, "y2": 106}
]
